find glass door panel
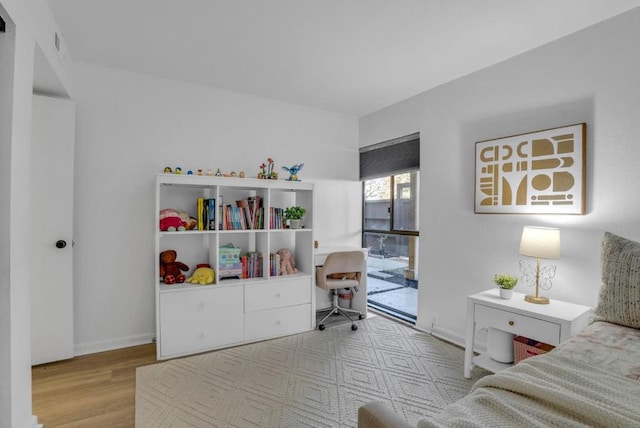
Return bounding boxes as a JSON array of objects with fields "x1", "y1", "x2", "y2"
[
  {"x1": 363, "y1": 172, "x2": 419, "y2": 323},
  {"x1": 393, "y1": 172, "x2": 418, "y2": 231},
  {"x1": 364, "y1": 177, "x2": 390, "y2": 231}
]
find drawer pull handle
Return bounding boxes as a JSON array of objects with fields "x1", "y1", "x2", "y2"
[
  {"x1": 508, "y1": 321, "x2": 514, "y2": 326},
  {"x1": 276, "y1": 293, "x2": 281, "y2": 298}
]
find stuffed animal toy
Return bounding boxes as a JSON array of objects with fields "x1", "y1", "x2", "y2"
[
  {"x1": 277, "y1": 248, "x2": 298, "y2": 275},
  {"x1": 159, "y1": 208, "x2": 187, "y2": 231},
  {"x1": 186, "y1": 265, "x2": 215, "y2": 285},
  {"x1": 159, "y1": 249, "x2": 189, "y2": 283},
  {"x1": 178, "y1": 211, "x2": 197, "y2": 230}
]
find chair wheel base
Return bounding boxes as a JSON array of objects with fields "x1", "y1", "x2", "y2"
[
  {"x1": 351, "y1": 324, "x2": 358, "y2": 331},
  {"x1": 318, "y1": 324, "x2": 326, "y2": 331}
]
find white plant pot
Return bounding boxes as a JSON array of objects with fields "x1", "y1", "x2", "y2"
[
  {"x1": 499, "y1": 288, "x2": 513, "y2": 299},
  {"x1": 289, "y1": 219, "x2": 301, "y2": 229}
]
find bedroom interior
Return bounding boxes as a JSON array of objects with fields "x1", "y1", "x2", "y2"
[{"x1": 3, "y1": 1, "x2": 640, "y2": 427}]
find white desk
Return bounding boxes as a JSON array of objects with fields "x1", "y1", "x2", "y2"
[{"x1": 314, "y1": 246, "x2": 368, "y2": 314}]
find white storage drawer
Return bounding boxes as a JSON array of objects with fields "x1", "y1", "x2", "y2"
[
  {"x1": 159, "y1": 286, "x2": 244, "y2": 358},
  {"x1": 245, "y1": 304, "x2": 311, "y2": 341},
  {"x1": 245, "y1": 277, "x2": 311, "y2": 312},
  {"x1": 475, "y1": 304, "x2": 561, "y2": 345}
]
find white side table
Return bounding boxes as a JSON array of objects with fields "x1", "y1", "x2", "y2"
[{"x1": 464, "y1": 288, "x2": 591, "y2": 378}]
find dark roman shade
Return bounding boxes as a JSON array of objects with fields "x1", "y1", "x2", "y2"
[{"x1": 359, "y1": 133, "x2": 420, "y2": 180}]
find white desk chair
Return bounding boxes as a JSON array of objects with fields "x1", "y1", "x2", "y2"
[{"x1": 315, "y1": 251, "x2": 365, "y2": 331}]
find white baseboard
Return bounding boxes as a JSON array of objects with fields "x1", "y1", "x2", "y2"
[
  {"x1": 418, "y1": 325, "x2": 488, "y2": 354},
  {"x1": 74, "y1": 333, "x2": 154, "y2": 356},
  {"x1": 425, "y1": 326, "x2": 465, "y2": 348},
  {"x1": 30, "y1": 415, "x2": 42, "y2": 428}
]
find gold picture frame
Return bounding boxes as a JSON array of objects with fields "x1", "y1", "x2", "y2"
[{"x1": 475, "y1": 123, "x2": 586, "y2": 214}]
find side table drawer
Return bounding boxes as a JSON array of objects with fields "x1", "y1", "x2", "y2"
[{"x1": 475, "y1": 304, "x2": 560, "y2": 345}]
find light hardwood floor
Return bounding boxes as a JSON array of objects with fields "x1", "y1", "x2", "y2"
[{"x1": 32, "y1": 343, "x2": 157, "y2": 428}]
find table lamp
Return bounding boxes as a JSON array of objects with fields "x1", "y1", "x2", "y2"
[{"x1": 518, "y1": 226, "x2": 561, "y2": 304}]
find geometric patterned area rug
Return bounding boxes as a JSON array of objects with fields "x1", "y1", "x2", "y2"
[{"x1": 135, "y1": 315, "x2": 488, "y2": 427}]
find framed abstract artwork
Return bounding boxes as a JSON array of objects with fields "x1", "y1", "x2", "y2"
[{"x1": 475, "y1": 123, "x2": 586, "y2": 214}]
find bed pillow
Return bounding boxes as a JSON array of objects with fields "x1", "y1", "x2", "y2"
[{"x1": 591, "y1": 232, "x2": 640, "y2": 329}]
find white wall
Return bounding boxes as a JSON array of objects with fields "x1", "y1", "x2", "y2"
[
  {"x1": 360, "y1": 8, "x2": 640, "y2": 344},
  {"x1": 71, "y1": 62, "x2": 360, "y2": 354},
  {"x1": 0, "y1": 0, "x2": 72, "y2": 426}
]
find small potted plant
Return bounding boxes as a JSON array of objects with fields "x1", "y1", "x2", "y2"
[
  {"x1": 284, "y1": 206, "x2": 306, "y2": 229},
  {"x1": 493, "y1": 274, "x2": 518, "y2": 299}
]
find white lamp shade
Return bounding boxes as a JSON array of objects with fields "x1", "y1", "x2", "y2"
[{"x1": 519, "y1": 226, "x2": 561, "y2": 259}]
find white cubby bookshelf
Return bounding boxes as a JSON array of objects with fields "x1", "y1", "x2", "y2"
[{"x1": 154, "y1": 173, "x2": 315, "y2": 359}]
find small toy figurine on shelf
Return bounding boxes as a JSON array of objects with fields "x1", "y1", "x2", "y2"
[
  {"x1": 187, "y1": 170, "x2": 193, "y2": 175},
  {"x1": 282, "y1": 163, "x2": 304, "y2": 181},
  {"x1": 215, "y1": 168, "x2": 223, "y2": 177},
  {"x1": 258, "y1": 158, "x2": 278, "y2": 179},
  {"x1": 207, "y1": 169, "x2": 213, "y2": 176},
  {"x1": 175, "y1": 167, "x2": 182, "y2": 174},
  {"x1": 197, "y1": 169, "x2": 203, "y2": 176},
  {"x1": 163, "y1": 166, "x2": 172, "y2": 173}
]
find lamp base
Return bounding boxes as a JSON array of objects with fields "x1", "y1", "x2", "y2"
[{"x1": 525, "y1": 294, "x2": 550, "y2": 304}]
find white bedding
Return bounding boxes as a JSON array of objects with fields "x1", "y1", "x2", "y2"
[
  {"x1": 554, "y1": 321, "x2": 640, "y2": 380},
  {"x1": 419, "y1": 350, "x2": 640, "y2": 428},
  {"x1": 419, "y1": 322, "x2": 640, "y2": 428}
]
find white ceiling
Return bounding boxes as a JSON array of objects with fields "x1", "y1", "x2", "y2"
[{"x1": 48, "y1": 0, "x2": 640, "y2": 117}]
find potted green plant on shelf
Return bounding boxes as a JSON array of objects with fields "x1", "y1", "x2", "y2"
[
  {"x1": 493, "y1": 274, "x2": 518, "y2": 299},
  {"x1": 284, "y1": 206, "x2": 306, "y2": 229}
]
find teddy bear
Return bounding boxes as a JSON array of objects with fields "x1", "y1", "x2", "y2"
[
  {"x1": 159, "y1": 249, "x2": 189, "y2": 283},
  {"x1": 186, "y1": 265, "x2": 215, "y2": 285},
  {"x1": 277, "y1": 248, "x2": 298, "y2": 275},
  {"x1": 159, "y1": 208, "x2": 187, "y2": 231}
]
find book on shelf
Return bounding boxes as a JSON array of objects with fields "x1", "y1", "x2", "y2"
[
  {"x1": 269, "y1": 252, "x2": 280, "y2": 276},
  {"x1": 248, "y1": 196, "x2": 262, "y2": 229},
  {"x1": 269, "y1": 207, "x2": 285, "y2": 229},
  {"x1": 218, "y1": 196, "x2": 264, "y2": 230},
  {"x1": 241, "y1": 252, "x2": 263, "y2": 278},
  {"x1": 218, "y1": 195, "x2": 224, "y2": 230},
  {"x1": 207, "y1": 198, "x2": 216, "y2": 230},
  {"x1": 225, "y1": 205, "x2": 243, "y2": 230},
  {"x1": 197, "y1": 198, "x2": 204, "y2": 231},
  {"x1": 197, "y1": 198, "x2": 216, "y2": 231},
  {"x1": 236, "y1": 199, "x2": 252, "y2": 229}
]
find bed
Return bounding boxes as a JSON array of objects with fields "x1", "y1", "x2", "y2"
[{"x1": 358, "y1": 232, "x2": 640, "y2": 428}]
